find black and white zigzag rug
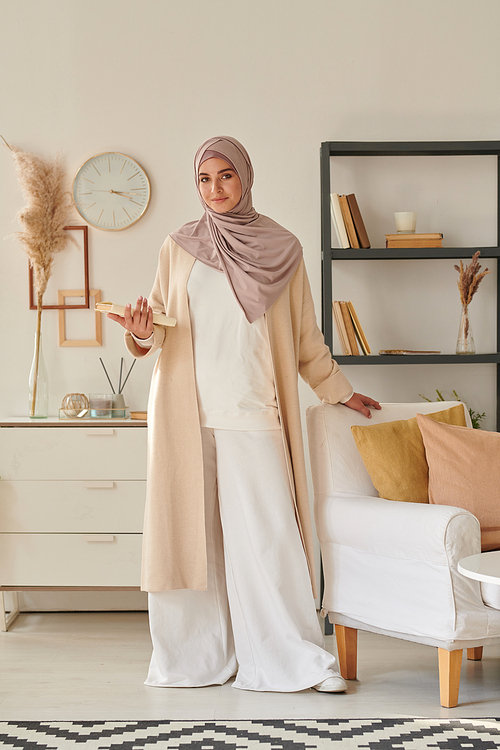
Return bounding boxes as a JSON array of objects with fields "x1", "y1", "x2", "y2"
[{"x1": 0, "y1": 719, "x2": 499, "y2": 750}]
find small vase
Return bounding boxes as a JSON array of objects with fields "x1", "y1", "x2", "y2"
[
  {"x1": 456, "y1": 304, "x2": 476, "y2": 355},
  {"x1": 28, "y1": 331, "x2": 49, "y2": 418}
]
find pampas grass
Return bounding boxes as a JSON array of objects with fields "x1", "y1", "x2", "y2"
[
  {"x1": 3, "y1": 136, "x2": 75, "y2": 415},
  {"x1": 454, "y1": 251, "x2": 491, "y2": 307}
]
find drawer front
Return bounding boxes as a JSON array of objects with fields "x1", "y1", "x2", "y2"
[
  {"x1": 1, "y1": 481, "x2": 146, "y2": 532},
  {"x1": 0, "y1": 427, "x2": 147, "y2": 480},
  {"x1": 0, "y1": 533, "x2": 142, "y2": 586}
]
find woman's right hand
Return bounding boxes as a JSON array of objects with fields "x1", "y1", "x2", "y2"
[{"x1": 107, "y1": 296, "x2": 154, "y2": 340}]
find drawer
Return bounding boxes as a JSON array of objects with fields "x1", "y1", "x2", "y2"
[
  {"x1": 1, "y1": 481, "x2": 146, "y2": 532},
  {"x1": 0, "y1": 427, "x2": 147, "y2": 480},
  {"x1": 0, "y1": 533, "x2": 142, "y2": 586}
]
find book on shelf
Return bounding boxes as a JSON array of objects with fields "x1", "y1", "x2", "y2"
[
  {"x1": 332, "y1": 300, "x2": 371, "y2": 355},
  {"x1": 95, "y1": 301, "x2": 176, "y2": 327},
  {"x1": 330, "y1": 194, "x2": 350, "y2": 249},
  {"x1": 338, "y1": 195, "x2": 360, "y2": 248},
  {"x1": 330, "y1": 193, "x2": 370, "y2": 249},
  {"x1": 340, "y1": 301, "x2": 359, "y2": 355},
  {"x1": 378, "y1": 349, "x2": 441, "y2": 355},
  {"x1": 332, "y1": 301, "x2": 351, "y2": 354},
  {"x1": 347, "y1": 300, "x2": 371, "y2": 354},
  {"x1": 346, "y1": 194, "x2": 370, "y2": 248},
  {"x1": 385, "y1": 233, "x2": 443, "y2": 248}
]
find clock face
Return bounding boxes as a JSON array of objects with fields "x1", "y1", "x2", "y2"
[{"x1": 73, "y1": 152, "x2": 151, "y2": 230}]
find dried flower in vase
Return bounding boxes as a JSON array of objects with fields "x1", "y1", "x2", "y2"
[
  {"x1": 3, "y1": 135, "x2": 76, "y2": 415},
  {"x1": 454, "y1": 251, "x2": 491, "y2": 307},
  {"x1": 454, "y1": 251, "x2": 491, "y2": 355}
]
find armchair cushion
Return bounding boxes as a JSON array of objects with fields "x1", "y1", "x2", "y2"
[
  {"x1": 417, "y1": 414, "x2": 500, "y2": 551},
  {"x1": 350, "y1": 404, "x2": 467, "y2": 503}
]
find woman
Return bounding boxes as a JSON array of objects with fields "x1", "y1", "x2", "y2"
[{"x1": 109, "y1": 136, "x2": 380, "y2": 693}]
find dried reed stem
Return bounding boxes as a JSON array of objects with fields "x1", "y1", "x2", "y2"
[
  {"x1": 7, "y1": 142, "x2": 75, "y2": 415},
  {"x1": 454, "y1": 251, "x2": 491, "y2": 307}
]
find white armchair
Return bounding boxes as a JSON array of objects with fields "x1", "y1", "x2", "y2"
[{"x1": 306, "y1": 401, "x2": 500, "y2": 708}]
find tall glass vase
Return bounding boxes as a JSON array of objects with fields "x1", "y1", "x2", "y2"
[
  {"x1": 456, "y1": 304, "x2": 476, "y2": 355},
  {"x1": 28, "y1": 331, "x2": 48, "y2": 418}
]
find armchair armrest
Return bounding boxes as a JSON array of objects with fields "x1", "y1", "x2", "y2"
[
  {"x1": 316, "y1": 492, "x2": 487, "y2": 643},
  {"x1": 316, "y1": 492, "x2": 480, "y2": 564}
]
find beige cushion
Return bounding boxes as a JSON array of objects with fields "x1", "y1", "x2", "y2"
[
  {"x1": 416, "y1": 414, "x2": 500, "y2": 551},
  {"x1": 351, "y1": 404, "x2": 467, "y2": 504}
]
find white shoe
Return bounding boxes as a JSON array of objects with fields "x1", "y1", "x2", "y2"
[{"x1": 312, "y1": 675, "x2": 347, "y2": 693}]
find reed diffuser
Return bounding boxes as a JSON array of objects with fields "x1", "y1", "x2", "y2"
[{"x1": 99, "y1": 358, "x2": 136, "y2": 417}]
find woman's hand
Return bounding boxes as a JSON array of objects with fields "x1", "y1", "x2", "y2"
[
  {"x1": 107, "y1": 296, "x2": 154, "y2": 340},
  {"x1": 343, "y1": 392, "x2": 381, "y2": 419}
]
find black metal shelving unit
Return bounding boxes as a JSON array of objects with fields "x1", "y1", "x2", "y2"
[{"x1": 320, "y1": 140, "x2": 500, "y2": 430}]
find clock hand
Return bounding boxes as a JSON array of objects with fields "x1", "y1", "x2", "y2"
[{"x1": 89, "y1": 190, "x2": 143, "y2": 196}]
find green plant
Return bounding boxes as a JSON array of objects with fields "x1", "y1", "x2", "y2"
[{"x1": 419, "y1": 389, "x2": 486, "y2": 429}]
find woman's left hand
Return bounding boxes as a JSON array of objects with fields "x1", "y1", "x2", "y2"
[{"x1": 343, "y1": 392, "x2": 381, "y2": 419}]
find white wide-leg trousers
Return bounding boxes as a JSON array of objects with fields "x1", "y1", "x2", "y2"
[{"x1": 146, "y1": 428, "x2": 340, "y2": 692}]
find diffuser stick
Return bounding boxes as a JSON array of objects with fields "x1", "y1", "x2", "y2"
[
  {"x1": 118, "y1": 357, "x2": 123, "y2": 395},
  {"x1": 119, "y1": 359, "x2": 136, "y2": 393},
  {"x1": 99, "y1": 358, "x2": 115, "y2": 394}
]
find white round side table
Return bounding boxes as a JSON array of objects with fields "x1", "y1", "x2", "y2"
[{"x1": 458, "y1": 550, "x2": 500, "y2": 585}]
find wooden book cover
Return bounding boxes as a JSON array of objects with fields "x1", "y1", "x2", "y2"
[
  {"x1": 330, "y1": 194, "x2": 350, "y2": 249},
  {"x1": 333, "y1": 302, "x2": 351, "y2": 354},
  {"x1": 346, "y1": 194, "x2": 370, "y2": 248},
  {"x1": 338, "y1": 195, "x2": 360, "y2": 248},
  {"x1": 340, "y1": 301, "x2": 359, "y2": 355},
  {"x1": 385, "y1": 232, "x2": 443, "y2": 248},
  {"x1": 386, "y1": 239, "x2": 443, "y2": 248},
  {"x1": 96, "y1": 301, "x2": 176, "y2": 327},
  {"x1": 347, "y1": 301, "x2": 371, "y2": 354}
]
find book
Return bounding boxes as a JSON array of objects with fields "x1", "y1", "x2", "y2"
[
  {"x1": 340, "y1": 301, "x2": 359, "y2": 355},
  {"x1": 347, "y1": 300, "x2": 371, "y2": 354},
  {"x1": 330, "y1": 194, "x2": 350, "y2": 248},
  {"x1": 339, "y1": 195, "x2": 359, "y2": 248},
  {"x1": 379, "y1": 349, "x2": 441, "y2": 355},
  {"x1": 346, "y1": 194, "x2": 370, "y2": 248},
  {"x1": 96, "y1": 301, "x2": 176, "y2": 327},
  {"x1": 385, "y1": 233, "x2": 443, "y2": 248},
  {"x1": 333, "y1": 300, "x2": 372, "y2": 355},
  {"x1": 332, "y1": 302, "x2": 351, "y2": 354}
]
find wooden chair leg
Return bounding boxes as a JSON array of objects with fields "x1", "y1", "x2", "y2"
[
  {"x1": 438, "y1": 648, "x2": 462, "y2": 708},
  {"x1": 335, "y1": 625, "x2": 357, "y2": 680},
  {"x1": 467, "y1": 647, "x2": 483, "y2": 661}
]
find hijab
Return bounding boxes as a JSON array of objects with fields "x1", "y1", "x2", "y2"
[{"x1": 170, "y1": 136, "x2": 303, "y2": 323}]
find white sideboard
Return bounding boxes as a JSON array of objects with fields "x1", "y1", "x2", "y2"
[{"x1": 0, "y1": 417, "x2": 147, "y2": 630}]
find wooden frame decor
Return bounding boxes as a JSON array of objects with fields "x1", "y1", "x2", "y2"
[
  {"x1": 29, "y1": 226, "x2": 90, "y2": 310},
  {"x1": 58, "y1": 289, "x2": 102, "y2": 347}
]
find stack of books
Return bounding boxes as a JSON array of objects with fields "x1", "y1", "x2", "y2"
[
  {"x1": 330, "y1": 193, "x2": 370, "y2": 249},
  {"x1": 332, "y1": 301, "x2": 371, "y2": 355},
  {"x1": 385, "y1": 233, "x2": 443, "y2": 248}
]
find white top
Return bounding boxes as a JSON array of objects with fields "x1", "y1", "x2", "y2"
[
  {"x1": 132, "y1": 260, "x2": 353, "y2": 427},
  {"x1": 187, "y1": 260, "x2": 280, "y2": 430}
]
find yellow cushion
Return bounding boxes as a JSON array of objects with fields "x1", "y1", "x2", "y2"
[
  {"x1": 351, "y1": 404, "x2": 467, "y2": 503},
  {"x1": 417, "y1": 414, "x2": 500, "y2": 551}
]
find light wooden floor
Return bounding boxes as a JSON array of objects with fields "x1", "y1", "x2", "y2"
[{"x1": 1, "y1": 612, "x2": 499, "y2": 720}]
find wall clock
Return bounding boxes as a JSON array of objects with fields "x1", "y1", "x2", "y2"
[{"x1": 73, "y1": 152, "x2": 151, "y2": 230}]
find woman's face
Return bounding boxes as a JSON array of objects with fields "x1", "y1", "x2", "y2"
[{"x1": 198, "y1": 157, "x2": 242, "y2": 213}]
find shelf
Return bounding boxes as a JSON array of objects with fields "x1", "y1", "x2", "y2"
[
  {"x1": 329, "y1": 247, "x2": 500, "y2": 261},
  {"x1": 332, "y1": 354, "x2": 500, "y2": 366},
  {"x1": 320, "y1": 140, "x2": 500, "y2": 431},
  {"x1": 323, "y1": 141, "x2": 500, "y2": 157}
]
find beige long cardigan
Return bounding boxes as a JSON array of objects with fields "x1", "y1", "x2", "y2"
[{"x1": 125, "y1": 236, "x2": 353, "y2": 596}]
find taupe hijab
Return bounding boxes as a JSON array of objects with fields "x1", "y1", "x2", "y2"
[{"x1": 170, "y1": 136, "x2": 303, "y2": 323}]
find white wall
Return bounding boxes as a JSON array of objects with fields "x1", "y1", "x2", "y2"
[{"x1": 1, "y1": 0, "x2": 500, "y2": 609}]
